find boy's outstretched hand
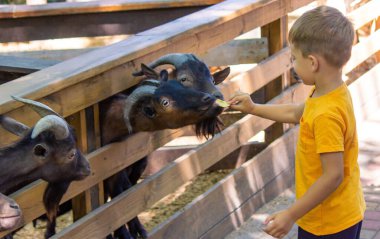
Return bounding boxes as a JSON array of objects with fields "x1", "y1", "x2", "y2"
[
  {"x1": 227, "y1": 91, "x2": 255, "y2": 114},
  {"x1": 263, "y1": 210, "x2": 295, "y2": 238}
]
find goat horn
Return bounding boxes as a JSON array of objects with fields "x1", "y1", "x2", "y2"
[
  {"x1": 11, "y1": 96, "x2": 60, "y2": 117},
  {"x1": 123, "y1": 82, "x2": 159, "y2": 133},
  {"x1": 132, "y1": 53, "x2": 194, "y2": 76},
  {"x1": 31, "y1": 115, "x2": 69, "y2": 140}
]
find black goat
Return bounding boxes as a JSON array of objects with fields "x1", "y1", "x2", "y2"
[
  {"x1": 101, "y1": 54, "x2": 230, "y2": 239},
  {"x1": 133, "y1": 53, "x2": 230, "y2": 137},
  {"x1": 0, "y1": 96, "x2": 91, "y2": 238}
]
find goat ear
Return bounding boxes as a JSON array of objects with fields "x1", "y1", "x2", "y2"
[
  {"x1": 212, "y1": 67, "x2": 230, "y2": 85},
  {"x1": 142, "y1": 106, "x2": 157, "y2": 118},
  {"x1": 159, "y1": 70, "x2": 169, "y2": 82},
  {"x1": 0, "y1": 115, "x2": 30, "y2": 137},
  {"x1": 141, "y1": 63, "x2": 160, "y2": 79},
  {"x1": 33, "y1": 144, "x2": 48, "y2": 158},
  {"x1": 141, "y1": 99, "x2": 157, "y2": 118}
]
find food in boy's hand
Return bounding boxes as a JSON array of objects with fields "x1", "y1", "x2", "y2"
[{"x1": 215, "y1": 99, "x2": 230, "y2": 108}]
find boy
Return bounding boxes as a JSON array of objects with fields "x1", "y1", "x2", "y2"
[{"x1": 228, "y1": 6, "x2": 366, "y2": 239}]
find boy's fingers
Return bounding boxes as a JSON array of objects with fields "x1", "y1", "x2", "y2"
[
  {"x1": 228, "y1": 94, "x2": 245, "y2": 104},
  {"x1": 228, "y1": 100, "x2": 240, "y2": 105},
  {"x1": 264, "y1": 215, "x2": 275, "y2": 224},
  {"x1": 230, "y1": 91, "x2": 246, "y2": 99},
  {"x1": 263, "y1": 216, "x2": 275, "y2": 234}
]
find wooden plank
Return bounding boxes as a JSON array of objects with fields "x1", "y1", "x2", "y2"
[
  {"x1": 149, "y1": 127, "x2": 297, "y2": 239},
  {"x1": 0, "y1": 0, "x2": 313, "y2": 146},
  {"x1": 0, "y1": 55, "x2": 59, "y2": 74},
  {"x1": 349, "y1": 63, "x2": 380, "y2": 122},
  {"x1": 144, "y1": 141, "x2": 267, "y2": 176},
  {"x1": 0, "y1": 49, "x2": 94, "y2": 62},
  {"x1": 199, "y1": 38, "x2": 268, "y2": 66},
  {"x1": 1, "y1": 38, "x2": 268, "y2": 65},
  {"x1": 218, "y1": 47, "x2": 292, "y2": 99},
  {"x1": 0, "y1": 0, "x2": 222, "y2": 18},
  {"x1": 0, "y1": 7, "x2": 208, "y2": 42},
  {"x1": 344, "y1": 29, "x2": 380, "y2": 76},
  {"x1": 51, "y1": 81, "x2": 309, "y2": 239},
  {"x1": 348, "y1": 0, "x2": 380, "y2": 30}
]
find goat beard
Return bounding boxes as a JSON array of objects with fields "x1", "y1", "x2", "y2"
[{"x1": 194, "y1": 116, "x2": 223, "y2": 140}]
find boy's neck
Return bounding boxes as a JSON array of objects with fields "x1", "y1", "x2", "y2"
[{"x1": 312, "y1": 67, "x2": 344, "y2": 98}]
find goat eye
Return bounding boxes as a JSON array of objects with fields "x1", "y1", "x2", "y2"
[
  {"x1": 160, "y1": 98, "x2": 170, "y2": 107},
  {"x1": 212, "y1": 79, "x2": 216, "y2": 84},
  {"x1": 179, "y1": 77, "x2": 187, "y2": 83},
  {"x1": 68, "y1": 151, "x2": 76, "y2": 160}
]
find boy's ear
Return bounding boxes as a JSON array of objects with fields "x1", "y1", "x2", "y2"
[{"x1": 308, "y1": 55, "x2": 319, "y2": 72}]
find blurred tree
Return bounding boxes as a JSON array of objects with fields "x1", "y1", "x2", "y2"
[{"x1": 0, "y1": 0, "x2": 26, "y2": 4}]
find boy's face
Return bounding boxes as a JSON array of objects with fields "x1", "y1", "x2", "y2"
[{"x1": 290, "y1": 44, "x2": 314, "y2": 86}]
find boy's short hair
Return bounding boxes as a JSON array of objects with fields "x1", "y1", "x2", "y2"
[{"x1": 288, "y1": 6, "x2": 354, "y2": 68}]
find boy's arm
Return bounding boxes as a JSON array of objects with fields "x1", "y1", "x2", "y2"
[
  {"x1": 264, "y1": 151, "x2": 344, "y2": 237},
  {"x1": 288, "y1": 151, "x2": 344, "y2": 219},
  {"x1": 253, "y1": 103, "x2": 304, "y2": 124},
  {"x1": 228, "y1": 92, "x2": 304, "y2": 123}
]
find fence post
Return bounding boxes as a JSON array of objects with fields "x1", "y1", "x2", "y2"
[
  {"x1": 66, "y1": 105, "x2": 104, "y2": 221},
  {"x1": 261, "y1": 16, "x2": 289, "y2": 143}
]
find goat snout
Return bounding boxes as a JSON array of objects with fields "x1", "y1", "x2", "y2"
[
  {"x1": 201, "y1": 94, "x2": 214, "y2": 103},
  {"x1": 212, "y1": 91, "x2": 224, "y2": 100},
  {"x1": 79, "y1": 163, "x2": 91, "y2": 178},
  {"x1": 9, "y1": 202, "x2": 19, "y2": 211}
]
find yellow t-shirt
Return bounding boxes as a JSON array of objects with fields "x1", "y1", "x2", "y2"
[{"x1": 296, "y1": 83, "x2": 366, "y2": 235}]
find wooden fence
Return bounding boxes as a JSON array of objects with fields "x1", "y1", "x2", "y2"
[{"x1": 0, "y1": 0, "x2": 379, "y2": 238}]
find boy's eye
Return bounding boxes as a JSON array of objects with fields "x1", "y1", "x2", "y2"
[{"x1": 290, "y1": 56, "x2": 295, "y2": 63}]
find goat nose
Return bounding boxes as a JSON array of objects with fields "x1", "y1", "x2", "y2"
[
  {"x1": 213, "y1": 92, "x2": 224, "y2": 100},
  {"x1": 202, "y1": 94, "x2": 213, "y2": 103},
  {"x1": 9, "y1": 203, "x2": 19, "y2": 210}
]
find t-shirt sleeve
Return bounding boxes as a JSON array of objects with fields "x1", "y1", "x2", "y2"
[{"x1": 313, "y1": 114, "x2": 345, "y2": 153}]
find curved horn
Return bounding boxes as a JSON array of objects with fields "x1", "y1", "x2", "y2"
[
  {"x1": 11, "y1": 95, "x2": 60, "y2": 117},
  {"x1": 132, "y1": 53, "x2": 194, "y2": 77},
  {"x1": 123, "y1": 81, "x2": 159, "y2": 133},
  {"x1": 31, "y1": 115, "x2": 70, "y2": 140}
]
